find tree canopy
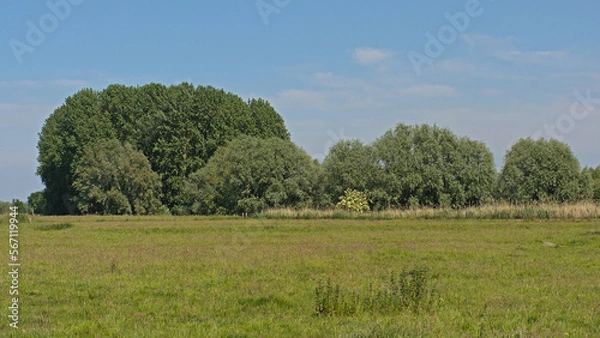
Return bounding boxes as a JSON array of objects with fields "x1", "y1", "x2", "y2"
[
  {"x1": 582, "y1": 165, "x2": 600, "y2": 201},
  {"x1": 322, "y1": 124, "x2": 496, "y2": 209},
  {"x1": 373, "y1": 124, "x2": 496, "y2": 208},
  {"x1": 184, "y1": 136, "x2": 321, "y2": 215},
  {"x1": 497, "y1": 138, "x2": 589, "y2": 202},
  {"x1": 27, "y1": 191, "x2": 47, "y2": 215},
  {"x1": 73, "y1": 140, "x2": 163, "y2": 215},
  {"x1": 37, "y1": 83, "x2": 289, "y2": 214},
  {"x1": 34, "y1": 82, "x2": 598, "y2": 215},
  {"x1": 322, "y1": 140, "x2": 384, "y2": 207}
]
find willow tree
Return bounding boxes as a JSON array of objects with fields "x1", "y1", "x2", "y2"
[
  {"x1": 498, "y1": 138, "x2": 587, "y2": 202},
  {"x1": 372, "y1": 124, "x2": 496, "y2": 207},
  {"x1": 184, "y1": 136, "x2": 321, "y2": 215},
  {"x1": 73, "y1": 140, "x2": 163, "y2": 215},
  {"x1": 322, "y1": 140, "x2": 387, "y2": 209}
]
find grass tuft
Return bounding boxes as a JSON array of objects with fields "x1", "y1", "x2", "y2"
[
  {"x1": 34, "y1": 223, "x2": 74, "y2": 231},
  {"x1": 314, "y1": 267, "x2": 439, "y2": 316}
]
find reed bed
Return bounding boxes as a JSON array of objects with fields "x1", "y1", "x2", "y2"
[{"x1": 258, "y1": 202, "x2": 600, "y2": 220}]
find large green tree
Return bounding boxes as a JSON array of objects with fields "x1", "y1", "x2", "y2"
[
  {"x1": 372, "y1": 124, "x2": 496, "y2": 207},
  {"x1": 37, "y1": 89, "x2": 115, "y2": 214},
  {"x1": 582, "y1": 165, "x2": 600, "y2": 201},
  {"x1": 37, "y1": 83, "x2": 289, "y2": 214},
  {"x1": 454, "y1": 137, "x2": 498, "y2": 206},
  {"x1": 321, "y1": 124, "x2": 496, "y2": 209},
  {"x1": 322, "y1": 140, "x2": 387, "y2": 209},
  {"x1": 72, "y1": 140, "x2": 163, "y2": 215},
  {"x1": 497, "y1": 138, "x2": 587, "y2": 202},
  {"x1": 184, "y1": 136, "x2": 321, "y2": 215}
]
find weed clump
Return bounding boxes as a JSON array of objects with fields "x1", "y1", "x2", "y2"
[
  {"x1": 35, "y1": 223, "x2": 74, "y2": 231},
  {"x1": 314, "y1": 266, "x2": 439, "y2": 316}
]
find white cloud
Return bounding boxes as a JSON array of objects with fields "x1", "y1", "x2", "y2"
[
  {"x1": 496, "y1": 50, "x2": 568, "y2": 64},
  {"x1": 461, "y1": 34, "x2": 569, "y2": 65},
  {"x1": 434, "y1": 59, "x2": 478, "y2": 73},
  {"x1": 353, "y1": 47, "x2": 392, "y2": 65}
]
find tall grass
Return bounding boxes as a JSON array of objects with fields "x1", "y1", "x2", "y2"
[
  {"x1": 257, "y1": 201, "x2": 600, "y2": 220},
  {"x1": 314, "y1": 266, "x2": 439, "y2": 316}
]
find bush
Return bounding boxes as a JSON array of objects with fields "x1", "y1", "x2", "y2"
[{"x1": 337, "y1": 189, "x2": 370, "y2": 213}]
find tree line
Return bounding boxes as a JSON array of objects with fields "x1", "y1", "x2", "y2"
[{"x1": 26, "y1": 83, "x2": 600, "y2": 215}]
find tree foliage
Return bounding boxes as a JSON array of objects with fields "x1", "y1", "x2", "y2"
[
  {"x1": 583, "y1": 165, "x2": 600, "y2": 201},
  {"x1": 37, "y1": 89, "x2": 115, "y2": 214},
  {"x1": 72, "y1": 140, "x2": 163, "y2": 215},
  {"x1": 498, "y1": 138, "x2": 587, "y2": 202},
  {"x1": 0, "y1": 201, "x2": 12, "y2": 215},
  {"x1": 593, "y1": 165, "x2": 600, "y2": 200},
  {"x1": 36, "y1": 82, "x2": 599, "y2": 215},
  {"x1": 322, "y1": 140, "x2": 384, "y2": 208},
  {"x1": 373, "y1": 124, "x2": 496, "y2": 208},
  {"x1": 184, "y1": 136, "x2": 321, "y2": 215},
  {"x1": 594, "y1": 166, "x2": 600, "y2": 200},
  {"x1": 380, "y1": 124, "x2": 495, "y2": 207},
  {"x1": 37, "y1": 83, "x2": 289, "y2": 214},
  {"x1": 323, "y1": 124, "x2": 496, "y2": 209},
  {"x1": 27, "y1": 191, "x2": 48, "y2": 215}
]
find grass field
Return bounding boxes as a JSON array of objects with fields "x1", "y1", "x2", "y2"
[{"x1": 2, "y1": 215, "x2": 599, "y2": 337}]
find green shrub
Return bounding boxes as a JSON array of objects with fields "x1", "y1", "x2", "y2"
[{"x1": 337, "y1": 189, "x2": 370, "y2": 213}]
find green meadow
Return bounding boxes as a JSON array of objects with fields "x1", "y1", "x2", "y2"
[{"x1": 2, "y1": 216, "x2": 600, "y2": 337}]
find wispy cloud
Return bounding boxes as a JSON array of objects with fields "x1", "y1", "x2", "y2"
[
  {"x1": 462, "y1": 34, "x2": 569, "y2": 65},
  {"x1": 496, "y1": 50, "x2": 568, "y2": 64},
  {"x1": 353, "y1": 47, "x2": 393, "y2": 65},
  {"x1": 433, "y1": 59, "x2": 478, "y2": 74}
]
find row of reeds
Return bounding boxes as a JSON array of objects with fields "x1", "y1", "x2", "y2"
[{"x1": 256, "y1": 202, "x2": 600, "y2": 220}]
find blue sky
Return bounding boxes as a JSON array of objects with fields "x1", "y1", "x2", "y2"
[{"x1": 1, "y1": 0, "x2": 600, "y2": 202}]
